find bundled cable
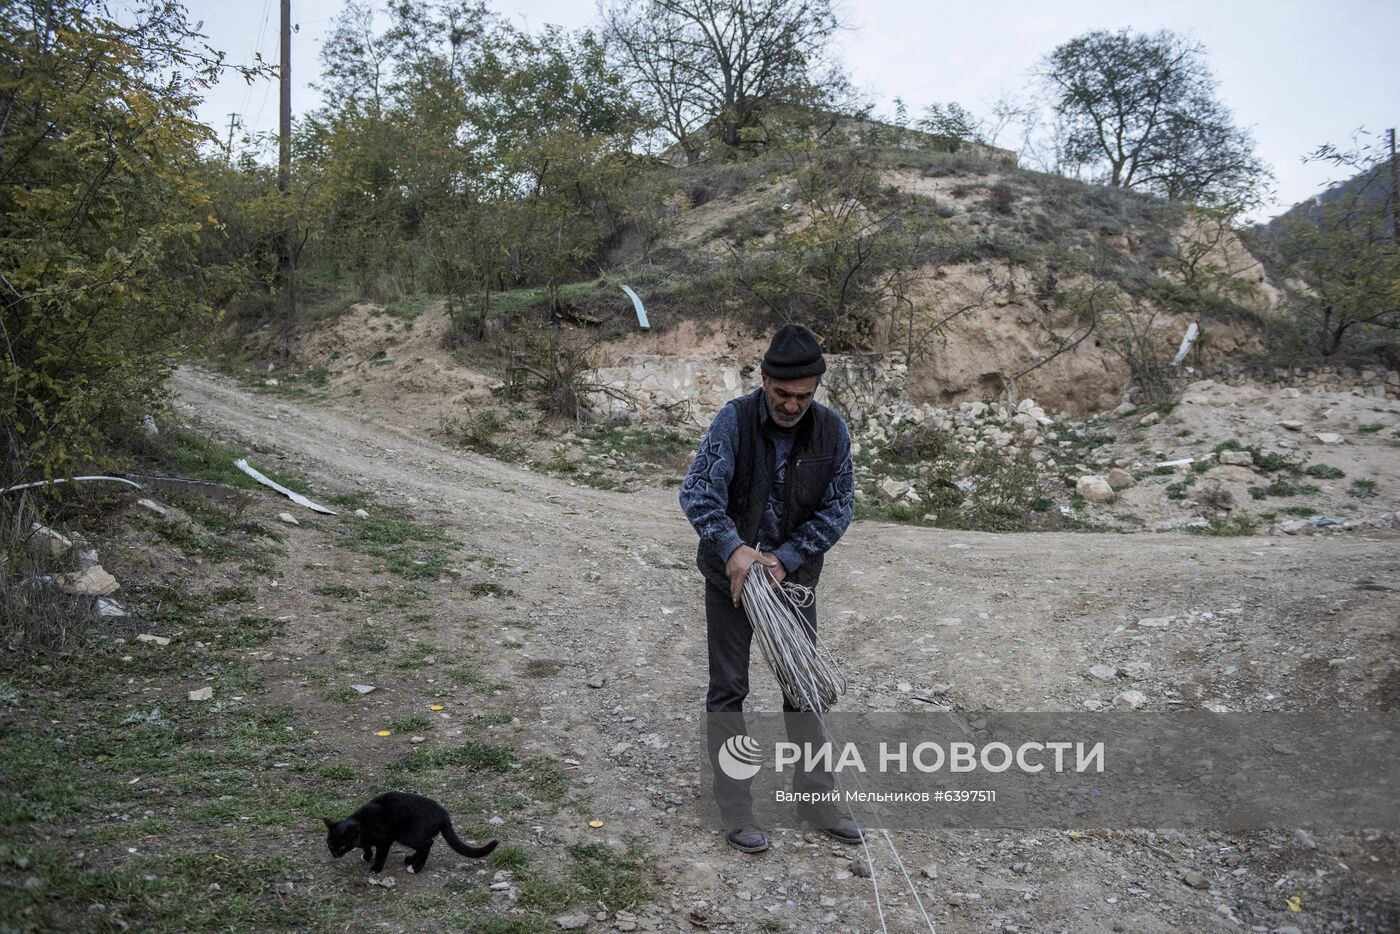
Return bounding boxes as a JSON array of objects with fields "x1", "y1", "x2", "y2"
[{"x1": 739, "y1": 561, "x2": 845, "y2": 712}]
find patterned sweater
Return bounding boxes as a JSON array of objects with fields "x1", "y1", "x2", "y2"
[{"x1": 679, "y1": 393, "x2": 855, "y2": 574}]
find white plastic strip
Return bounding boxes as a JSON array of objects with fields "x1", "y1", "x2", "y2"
[
  {"x1": 1171, "y1": 322, "x2": 1200, "y2": 367},
  {"x1": 234, "y1": 459, "x2": 336, "y2": 514}
]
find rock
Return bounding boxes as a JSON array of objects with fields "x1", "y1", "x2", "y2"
[
  {"x1": 1218, "y1": 450, "x2": 1253, "y2": 466},
  {"x1": 852, "y1": 860, "x2": 872, "y2": 878},
  {"x1": 1277, "y1": 420, "x2": 1304, "y2": 431},
  {"x1": 135, "y1": 498, "x2": 169, "y2": 518},
  {"x1": 1279, "y1": 388, "x2": 1301, "y2": 399},
  {"x1": 1124, "y1": 661, "x2": 1153, "y2": 680},
  {"x1": 878, "y1": 477, "x2": 912, "y2": 501},
  {"x1": 350, "y1": 684, "x2": 376, "y2": 695},
  {"x1": 375, "y1": 876, "x2": 396, "y2": 889},
  {"x1": 410, "y1": 736, "x2": 425, "y2": 744},
  {"x1": 946, "y1": 893, "x2": 963, "y2": 906},
  {"x1": 1181, "y1": 869, "x2": 1210, "y2": 890},
  {"x1": 28, "y1": 523, "x2": 72, "y2": 557},
  {"x1": 1113, "y1": 690, "x2": 1147, "y2": 710},
  {"x1": 1206, "y1": 465, "x2": 1257, "y2": 484},
  {"x1": 1314, "y1": 432, "x2": 1345, "y2": 445},
  {"x1": 1088, "y1": 664, "x2": 1118, "y2": 682},
  {"x1": 1011, "y1": 862, "x2": 1028, "y2": 875},
  {"x1": 555, "y1": 914, "x2": 590, "y2": 930},
  {"x1": 136, "y1": 633, "x2": 171, "y2": 647},
  {"x1": 834, "y1": 870, "x2": 853, "y2": 881},
  {"x1": 587, "y1": 675, "x2": 607, "y2": 689},
  {"x1": 354, "y1": 508, "x2": 370, "y2": 519},
  {"x1": 1137, "y1": 617, "x2": 1171, "y2": 629},
  {"x1": 920, "y1": 865, "x2": 938, "y2": 880},
  {"x1": 1114, "y1": 402, "x2": 1138, "y2": 416},
  {"x1": 58, "y1": 566, "x2": 119, "y2": 596},
  {"x1": 1106, "y1": 468, "x2": 1135, "y2": 490},
  {"x1": 276, "y1": 881, "x2": 295, "y2": 894},
  {"x1": 896, "y1": 681, "x2": 913, "y2": 693},
  {"x1": 1276, "y1": 519, "x2": 1314, "y2": 536},
  {"x1": 1137, "y1": 412, "x2": 1161, "y2": 428},
  {"x1": 188, "y1": 687, "x2": 213, "y2": 702},
  {"x1": 208, "y1": 883, "x2": 221, "y2": 893},
  {"x1": 277, "y1": 512, "x2": 300, "y2": 526},
  {"x1": 1293, "y1": 829, "x2": 1317, "y2": 849},
  {"x1": 1075, "y1": 476, "x2": 1115, "y2": 504}
]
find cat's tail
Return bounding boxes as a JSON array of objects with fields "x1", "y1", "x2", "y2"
[{"x1": 442, "y1": 823, "x2": 498, "y2": 859}]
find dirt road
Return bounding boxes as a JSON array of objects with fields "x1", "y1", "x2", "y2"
[{"x1": 173, "y1": 366, "x2": 1400, "y2": 933}]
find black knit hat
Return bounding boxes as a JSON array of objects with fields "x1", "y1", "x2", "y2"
[{"x1": 761, "y1": 323, "x2": 826, "y2": 380}]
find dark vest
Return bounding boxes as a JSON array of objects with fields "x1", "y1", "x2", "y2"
[{"x1": 697, "y1": 388, "x2": 843, "y2": 592}]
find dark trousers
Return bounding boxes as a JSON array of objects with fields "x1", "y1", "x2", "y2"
[{"x1": 704, "y1": 582, "x2": 835, "y2": 828}]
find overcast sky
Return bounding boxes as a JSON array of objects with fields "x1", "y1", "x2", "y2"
[{"x1": 188, "y1": 0, "x2": 1398, "y2": 222}]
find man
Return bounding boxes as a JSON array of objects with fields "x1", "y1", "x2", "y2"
[{"x1": 679, "y1": 323, "x2": 859, "y2": 853}]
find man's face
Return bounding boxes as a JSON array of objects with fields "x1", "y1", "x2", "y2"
[{"x1": 762, "y1": 375, "x2": 819, "y2": 429}]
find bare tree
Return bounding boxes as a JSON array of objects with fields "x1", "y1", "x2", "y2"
[{"x1": 601, "y1": 0, "x2": 842, "y2": 157}]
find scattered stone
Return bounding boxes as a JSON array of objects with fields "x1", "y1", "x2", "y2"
[
  {"x1": 587, "y1": 675, "x2": 607, "y2": 689},
  {"x1": 1105, "y1": 468, "x2": 1135, "y2": 490},
  {"x1": 1112, "y1": 690, "x2": 1147, "y2": 710},
  {"x1": 350, "y1": 684, "x2": 376, "y2": 695},
  {"x1": 135, "y1": 498, "x2": 169, "y2": 518},
  {"x1": 1278, "y1": 420, "x2": 1304, "y2": 431},
  {"x1": 1137, "y1": 412, "x2": 1161, "y2": 428},
  {"x1": 58, "y1": 565, "x2": 119, "y2": 596},
  {"x1": 1293, "y1": 829, "x2": 1317, "y2": 850},
  {"x1": 188, "y1": 687, "x2": 213, "y2": 702},
  {"x1": 1011, "y1": 862, "x2": 1028, "y2": 875},
  {"x1": 1114, "y1": 402, "x2": 1138, "y2": 417},
  {"x1": 1206, "y1": 465, "x2": 1257, "y2": 484},
  {"x1": 354, "y1": 508, "x2": 370, "y2": 519},
  {"x1": 27, "y1": 523, "x2": 72, "y2": 557},
  {"x1": 554, "y1": 914, "x2": 590, "y2": 930},
  {"x1": 834, "y1": 870, "x2": 853, "y2": 881},
  {"x1": 410, "y1": 736, "x2": 425, "y2": 744},
  {"x1": 375, "y1": 876, "x2": 396, "y2": 889},
  {"x1": 1276, "y1": 519, "x2": 1314, "y2": 536},
  {"x1": 878, "y1": 477, "x2": 912, "y2": 501},
  {"x1": 276, "y1": 881, "x2": 295, "y2": 894},
  {"x1": 136, "y1": 633, "x2": 171, "y2": 647},
  {"x1": 208, "y1": 883, "x2": 221, "y2": 893},
  {"x1": 852, "y1": 860, "x2": 872, "y2": 879},
  {"x1": 1137, "y1": 617, "x2": 1171, "y2": 629},
  {"x1": 1314, "y1": 432, "x2": 1345, "y2": 445},
  {"x1": 896, "y1": 681, "x2": 912, "y2": 693},
  {"x1": 1279, "y1": 388, "x2": 1301, "y2": 399},
  {"x1": 920, "y1": 865, "x2": 938, "y2": 880},
  {"x1": 1124, "y1": 661, "x2": 1153, "y2": 680},
  {"x1": 1075, "y1": 475, "x2": 1115, "y2": 504},
  {"x1": 277, "y1": 512, "x2": 300, "y2": 526},
  {"x1": 1181, "y1": 869, "x2": 1210, "y2": 890},
  {"x1": 945, "y1": 893, "x2": 963, "y2": 907},
  {"x1": 1218, "y1": 450, "x2": 1254, "y2": 467},
  {"x1": 1088, "y1": 664, "x2": 1118, "y2": 681}
]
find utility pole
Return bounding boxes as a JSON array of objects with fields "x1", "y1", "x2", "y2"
[
  {"x1": 274, "y1": 0, "x2": 293, "y2": 301},
  {"x1": 1389, "y1": 128, "x2": 1398, "y2": 244},
  {"x1": 224, "y1": 113, "x2": 240, "y2": 161}
]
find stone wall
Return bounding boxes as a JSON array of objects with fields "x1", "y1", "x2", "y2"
[
  {"x1": 583, "y1": 352, "x2": 910, "y2": 425},
  {"x1": 1205, "y1": 363, "x2": 1400, "y2": 400}
]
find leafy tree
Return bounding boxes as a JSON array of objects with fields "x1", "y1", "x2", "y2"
[
  {"x1": 0, "y1": 0, "x2": 253, "y2": 485},
  {"x1": 602, "y1": 0, "x2": 843, "y2": 156},
  {"x1": 916, "y1": 102, "x2": 980, "y2": 150},
  {"x1": 1039, "y1": 29, "x2": 1268, "y2": 206},
  {"x1": 1272, "y1": 137, "x2": 1400, "y2": 356}
]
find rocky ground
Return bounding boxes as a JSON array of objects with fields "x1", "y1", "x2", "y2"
[{"x1": 3, "y1": 362, "x2": 1397, "y2": 933}]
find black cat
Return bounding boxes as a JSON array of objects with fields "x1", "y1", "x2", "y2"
[{"x1": 324, "y1": 791, "x2": 498, "y2": 874}]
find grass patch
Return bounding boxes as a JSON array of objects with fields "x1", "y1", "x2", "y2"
[
  {"x1": 1247, "y1": 479, "x2": 1321, "y2": 500},
  {"x1": 387, "y1": 741, "x2": 515, "y2": 774},
  {"x1": 1349, "y1": 479, "x2": 1379, "y2": 499},
  {"x1": 1304, "y1": 463, "x2": 1345, "y2": 479},
  {"x1": 469, "y1": 582, "x2": 516, "y2": 599},
  {"x1": 339, "y1": 622, "x2": 391, "y2": 654},
  {"x1": 145, "y1": 427, "x2": 310, "y2": 494},
  {"x1": 1358, "y1": 422, "x2": 1385, "y2": 434},
  {"x1": 391, "y1": 715, "x2": 432, "y2": 733},
  {"x1": 1185, "y1": 516, "x2": 1259, "y2": 537},
  {"x1": 323, "y1": 686, "x2": 359, "y2": 703},
  {"x1": 579, "y1": 425, "x2": 700, "y2": 473},
  {"x1": 334, "y1": 508, "x2": 457, "y2": 581}
]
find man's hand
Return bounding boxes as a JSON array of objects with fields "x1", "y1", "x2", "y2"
[{"x1": 725, "y1": 545, "x2": 779, "y2": 607}]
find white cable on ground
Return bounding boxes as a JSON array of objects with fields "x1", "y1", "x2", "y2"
[{"x1": 739, "y1": 561, "x2": 937, "y2": 934}]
